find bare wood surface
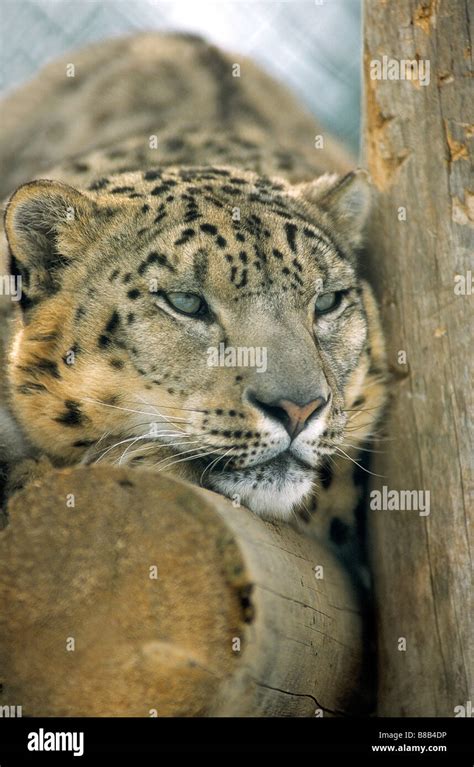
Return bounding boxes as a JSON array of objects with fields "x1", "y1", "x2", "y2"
[
  {"x1": 363, "y1": 0, "x2": 472, "y2": 716},
  {"x1": 0, "y1": 466, "x2": 363, "y2": 716}
]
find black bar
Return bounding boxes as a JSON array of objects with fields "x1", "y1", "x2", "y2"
[{"x1": 0, "y1": 717, "x2": 472, "y2": 763}]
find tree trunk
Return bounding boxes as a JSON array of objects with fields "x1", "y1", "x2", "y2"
[
  {"x1": 0, "y1": 466, "x2": 364, "y2": 717},
  {"x1": 363, "y1": 0, "x2": 472, "y2": 716}
]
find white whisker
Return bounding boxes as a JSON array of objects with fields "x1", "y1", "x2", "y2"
[
  {"x1": 81, "y1": 396, "x2": 189, "y2": 422},
  {"x1": 93, "y1": 431, "x2": 184, "y2": 463},
  {"x1": 334, "y1": 446, "x2": 386, "y2": 478},
  {"x1": 155, "y1": 447, "x2": 216, "y2": 473},
  {"x1": 122, "y1": 438, "x2": 203, "y2": 464},
  {"x1": 200, "y1": 447, "x2": 233, "y2": 486},
  {"x1": 339, "y1": 441, "x2": 386, "y2": 455}
]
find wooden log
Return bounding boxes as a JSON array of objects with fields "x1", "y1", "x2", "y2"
[
  {"x1": 363, "y1": 0, "x2": 472, "y2": 716},
  {"x1": 0, "y1": 465, "x2": 364, "y2": 717}
]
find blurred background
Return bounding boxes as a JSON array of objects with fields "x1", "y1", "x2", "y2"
[{"x1": 0, "y1": 0, "x2": 362, "y2": 153}]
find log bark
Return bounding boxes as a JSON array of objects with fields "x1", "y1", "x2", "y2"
[
  {"x1": 0, "y1": 466, "x2": 364, "y2": 717},
  {"x1": 363, "y1": 0, "x2": 472, "y2": 716}
]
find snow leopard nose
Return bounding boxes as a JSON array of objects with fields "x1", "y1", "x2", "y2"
[{"x1": 248, "y1": 391, "x2": 329, "y2": 439}]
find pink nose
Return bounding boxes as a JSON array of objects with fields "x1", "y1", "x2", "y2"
[
  {"x1": 275, "y1": 397, "x2": 328, "y2": 439},
  {"x1": 248, "y1": 390, "x2": 329, "y2": 439}
]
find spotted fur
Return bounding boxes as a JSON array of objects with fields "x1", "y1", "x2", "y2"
[{"x1": 1, "y1": 33, "x2": 386, "y2": 559}]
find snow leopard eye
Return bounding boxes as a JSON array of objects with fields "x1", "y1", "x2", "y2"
[
  {"x1": 314, "y1": 291, "x2": 340, "y2": 314},
  {"x1": 165, "y1": 292, "x2": 207, "y2": 316}
]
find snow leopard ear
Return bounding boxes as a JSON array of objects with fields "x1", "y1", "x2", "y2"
[
  {"x1": 296, "y1": 169, "x2": 372, "y2": 247},
  {"x1": 4, "y1": 180, "x2": 107, "y2": 311}
]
